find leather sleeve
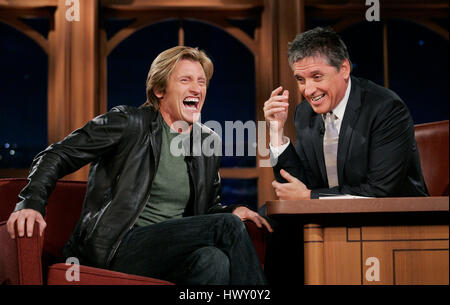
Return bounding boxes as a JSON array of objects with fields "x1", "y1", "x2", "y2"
[
  {"x1": 206, "y1": 166, "x2": 245, "y2": 214},
  {"x1": 14, "y1": 107, "x2": 130, "y2": 216}
]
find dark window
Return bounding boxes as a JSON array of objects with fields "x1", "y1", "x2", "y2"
[
  {"x1": 184, "y1": 19, "x2": 258, "y2": 207},
  {"x1": 340, "y1": 22, "x2": 384, "y2": 87},
  {"x1": 0, "y1": 21, "x2": 48, "y2": 169},
  {"x1": 387, "y1": 19, "x2": 448, "y2": 124},
  {"x1": 107, "y1": 19, "x2": 179, "y2": 110},
  {"x1": 221, "y1": 178, "x2": 257, "y2": 211},
  {"x1": 184, "y1": 19, "x2": 256, "y2": 168}
]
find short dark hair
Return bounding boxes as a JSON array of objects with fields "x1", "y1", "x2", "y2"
[{"x1": 288, "y1": 27, "x2": 351, "y2": 71}]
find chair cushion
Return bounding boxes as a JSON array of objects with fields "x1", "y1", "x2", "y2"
[
  {"x1": 0, "y1": 178, "x2": 86, "y2": 261},
  {"x1": 0, "y1": 221, "x2": 19, "y2": 285},
  {"x1": 414, "y1": 120, "x2": 449, "y2": 196},
  {"x1": 0, "y1": 179, "x2": 28, "y2": 222},
  {"x1": 47, "y1": 263, "x2": 174, "y2": 285},
  {"x1": 244, "y1": 221, "x2": 265, "y2": 268}
]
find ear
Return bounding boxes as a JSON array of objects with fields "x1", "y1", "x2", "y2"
[
  {"x1": 153, "y1": 88, "x2": 164, "y2": 99},
  {"x1": 340, "y1": 59, "x2": 351, "y2": 80}
]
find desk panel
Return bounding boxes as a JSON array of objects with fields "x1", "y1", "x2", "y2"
[{"x1": 267, "y1": 197, "x2": 449, "y2": 285}]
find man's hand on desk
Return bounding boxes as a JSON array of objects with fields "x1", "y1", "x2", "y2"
[{"x1": 272, "y1": 169, "x2": 311, "y2": 200}]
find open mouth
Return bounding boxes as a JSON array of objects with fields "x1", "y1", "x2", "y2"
[
  {"x1": 310, "y1": 94, "x2": 325, "y2": 105},
  {"x1": 183, "y1": 97, "x2": 200, "y2": 112}
]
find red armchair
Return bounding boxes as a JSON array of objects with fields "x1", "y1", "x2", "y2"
[
  {"x1": 414, "y1": 120, "x2": 449, "y2": 196},
  {"x1": 0, "y1": 178, "x2": 266, "y2": 285}
]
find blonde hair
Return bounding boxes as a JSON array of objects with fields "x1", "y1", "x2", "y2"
[{"x1": 141, "y1": 46, "x2": 214, "y2": 110}]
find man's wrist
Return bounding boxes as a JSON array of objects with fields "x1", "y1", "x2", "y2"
[
  {"x1": 303, "y1": 189, "x2": 312, "y2": 199},
  {"x1": 269, "y1": 128, "x2": 286, "y2": 147}
]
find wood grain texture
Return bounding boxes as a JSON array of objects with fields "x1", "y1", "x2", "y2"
[{"x1": 266, "y1": 197, "x2": 449, "y2": 215}]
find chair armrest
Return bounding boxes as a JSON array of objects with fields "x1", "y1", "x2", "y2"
[
  {"x1": 47, "y1": 263, "x2": 175, "y2": 285},
  {"x1": 0, "y1": 221, "x2": 18, "y2": 284},
  {"x1": 0, "y1": 221, "x2": 44, "y2": 285},
  {"x1": 244, "y1": 221, "x2": 267, "y2": 267}
]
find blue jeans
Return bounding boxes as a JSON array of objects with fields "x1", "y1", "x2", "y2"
[{"x1": 109, "y1": 213, "x2": 267, "y2": 285}]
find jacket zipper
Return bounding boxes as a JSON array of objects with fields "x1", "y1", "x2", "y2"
[
  {"x1": 105, "y1": 134, "x2": 158, "y2": 267},
  {"x1": 186, "y1": 157, "x2": 198, "y2": 215},
  {"x1": 85, "y1": 200, "x2": 112, "y2": 242}
]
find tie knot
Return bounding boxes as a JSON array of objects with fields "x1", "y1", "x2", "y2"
[{"x1": 324, "y1": 112, "x2": 335, "y2": 122}]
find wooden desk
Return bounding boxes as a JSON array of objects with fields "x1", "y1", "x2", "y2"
[{"x1": 266, "y1": 197, "x2": 449, "y2": 285}]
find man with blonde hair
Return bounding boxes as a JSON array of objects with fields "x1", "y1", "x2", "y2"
[{"x1": 7, "y1": 46, "x2": 270, "y2": 285}]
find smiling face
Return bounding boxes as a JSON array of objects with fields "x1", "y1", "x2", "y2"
[
  {"x1": 156, "y1": 59, "x2": 207, "y2": 129},
  {"x1": 293, "y1": 55, "x2": 350, "y2": 114}
]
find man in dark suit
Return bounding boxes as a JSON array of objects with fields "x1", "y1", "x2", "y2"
[
  {"x1": 264, "y1": 27, "x2": 428, "y2": 199},
  {"x1": 262, "y1": 27, "x2": 428, "y2": 285}
]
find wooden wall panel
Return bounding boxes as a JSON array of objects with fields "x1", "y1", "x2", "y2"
[
  {"x1": 256, "y1": 0, "x2": 305, "y2": 207},
  {"x1": 275, "y1": 0, "x2": 304, "y2": 142},
  {"x1": 48, "y1": 1, "x2": 70, "y2": 145},
  {"x1": 102, "y1": 0, "x2": 263, "y2": 8},
  {"x1": 47, "y1": 0, "x2": 99, "y2": 181},
  {"x1": 0, "y1": 0, "x2": 57, "y2": 6},
  {"x1": 255, "y1": 0, "x2": 276, "y2": 207}
]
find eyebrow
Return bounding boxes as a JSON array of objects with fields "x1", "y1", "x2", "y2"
[
  {"x1": 178, "y1": 75, "x2": 207, "y2": 83},
  {"x1": 294, "y1": 69, "x2": 323, "y2": 79},
  {"x1": 309, "y1": 70, "x2": 322, "y2": 75}
]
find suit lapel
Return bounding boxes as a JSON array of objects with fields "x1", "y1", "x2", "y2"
[
  {"x1": 310, "y1": 114, "x2": 328, "y2": 185},
  {"x1": 337, "y1": 76, "x2": 362, "y2": 184}
]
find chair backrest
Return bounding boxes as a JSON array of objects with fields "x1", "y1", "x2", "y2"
[
  {"x1": 414, "y1": 120, "x2": 449, "y2": 196},
  {"x1": 0, "y1": 178, "x2": 86, "y2": 261}
]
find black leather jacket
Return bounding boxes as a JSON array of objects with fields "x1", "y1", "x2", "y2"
[{"x1": 15, "y1": 105, "x2": 238, "y2": 268}]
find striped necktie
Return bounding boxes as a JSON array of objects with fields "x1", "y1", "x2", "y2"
[{"x1": 323, "y1": 112, "x2": 339, "y2": 188}]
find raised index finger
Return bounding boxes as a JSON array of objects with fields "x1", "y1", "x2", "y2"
[{"x1": 270, "y1": 86, "x2": 283, "y2": 98}]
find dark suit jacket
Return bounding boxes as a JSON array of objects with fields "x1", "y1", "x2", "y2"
[{"x1": 274, "y1": 76, "x2": 429, "y2": 198}]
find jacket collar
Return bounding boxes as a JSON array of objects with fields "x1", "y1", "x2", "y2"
[
  {"x1": 337, "y1": 76, "x2": 362, "y2": 183},
  {"x1": 146, "y1": 107, "x2": 161, "y2": 134},
  {"x1": 311, "y1": 113, "x2": 327, "y2": 185}
]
